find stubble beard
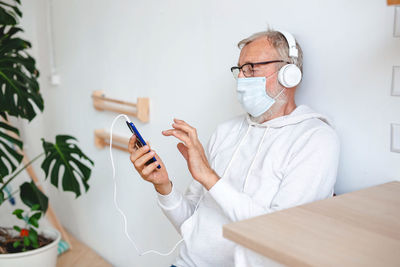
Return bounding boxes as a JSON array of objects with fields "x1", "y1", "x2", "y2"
[{"x1": 250, "y1": 91, "x2": 288, "y2": 124}]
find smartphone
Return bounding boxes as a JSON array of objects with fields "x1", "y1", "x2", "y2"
[{"x1": 126, "y1": 121, "x2": 161, "y2": 169}]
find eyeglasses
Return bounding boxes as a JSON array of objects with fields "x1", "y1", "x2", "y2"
[{"x1": 230, "y1": 60, "x2": 288, "y2": 79}]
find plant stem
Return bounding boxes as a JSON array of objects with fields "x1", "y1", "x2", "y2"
[
  {"x1": 2, "y1": 188, "x2": 19, "y2": 202},
  {"x1": 0, "y1": 152, "x2": 44, "y2": 192}
]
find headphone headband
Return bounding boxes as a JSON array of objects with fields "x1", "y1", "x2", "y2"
[{"x1": 276, "y1": 30, "x2": 298, "y2": 59}]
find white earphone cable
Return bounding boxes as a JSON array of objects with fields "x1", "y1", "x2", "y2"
[
  {"x1": 109, "y1": 114, "x2": 183, "y2": 256},
  {"x1": 221, "y1": 124, "x2": 251, "y2": 178}
]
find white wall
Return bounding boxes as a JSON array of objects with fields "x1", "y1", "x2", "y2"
[{"x1": 13, "y1": 0, "x2": 400, "y2": 266}]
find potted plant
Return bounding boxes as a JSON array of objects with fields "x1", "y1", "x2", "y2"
[{"x1": 0, "y1": 1, "x2": 94, "y2": 266}]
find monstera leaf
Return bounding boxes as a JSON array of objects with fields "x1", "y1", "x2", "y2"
[
  {"x1": 41, "y1": 135, "x2": 94, "y2": 198},
  {"x1": 0, "y1": 0, "x2": 43, "y2": 121},
  {"x1": 0, "y1": 113, "x2": 23, "y2": 182},
  {"x1": 0, "y1": 25, "x2": 44, "y2": 121},
  {"x1": 0, "y1": 1, "x2": 42, "y2": 182},
  {"x1": 0, "y1": 0, "x2": 21, "y2": 26}
]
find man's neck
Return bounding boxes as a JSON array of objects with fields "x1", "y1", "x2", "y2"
[{"x1": 255, "y1": 100, "x2": 297, "y2": 124}]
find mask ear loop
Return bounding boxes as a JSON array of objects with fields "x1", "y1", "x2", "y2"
[
  {"x1": 273, "y1": 87, "x2": 286, "y2": 100},
  {"x1": 109, "y1": 114, "x2": 184, "y2": 256},
  {"x1": 264, "y1": 68, "x2": 286, "y2": 100},
  {"x1": 264, "y1": 69, "x2": 280, "y2": 80}
]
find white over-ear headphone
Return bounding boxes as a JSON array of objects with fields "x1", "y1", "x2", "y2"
[{"x1": 276, "y1": 30, "x2": 302, "y2": 88}]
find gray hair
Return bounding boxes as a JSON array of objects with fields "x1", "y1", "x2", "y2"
[{"x1": 237, "y1": 29, "x2": 303, "y2": 72}]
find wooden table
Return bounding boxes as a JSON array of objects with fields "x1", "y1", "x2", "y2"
[{"x1": 223, "y1": 181, "x2": 400, "y2": 267}]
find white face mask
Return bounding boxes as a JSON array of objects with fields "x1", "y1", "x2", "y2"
[{"x1": 236, "y1": 76, "x2": 285, "y2": 117}]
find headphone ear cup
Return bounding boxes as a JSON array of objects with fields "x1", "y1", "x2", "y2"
[{"x1": 278, "y1": 64, "x2": 302, "y2": 88}]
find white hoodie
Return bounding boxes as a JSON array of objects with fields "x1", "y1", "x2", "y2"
[{"x1": 157, "y1": 105, "x2": 340, "y2": 267}]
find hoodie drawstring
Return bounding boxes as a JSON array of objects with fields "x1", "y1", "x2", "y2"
[
  {"x1": 242, "y1": 127, "x2": 269, "y2": 192},
  {"x1": 221, "y1": 123, "x2": 251, "y2": 178}
]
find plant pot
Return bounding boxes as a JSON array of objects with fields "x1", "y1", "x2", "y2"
[{"x1": 0, "y1": 227, "x2": 61, "y2": 267}]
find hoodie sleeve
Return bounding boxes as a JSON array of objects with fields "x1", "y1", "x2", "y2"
[
  {"x1": 208, "y1": 127, "x2": 340, "y2": 222},
  {"x1": 156, "y1": 129, "x2": 219, "y2": 233},
  {"x1": 156, "y1": 179, "x2": 204, "y2": 233}
]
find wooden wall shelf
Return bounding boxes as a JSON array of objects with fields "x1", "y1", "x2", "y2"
[
  {"x1": 92, "y1": 90, "x2": 150, "y2": 123},
  {"x1": 388, "y1": 0, "x2": 400, "y2": 5},
  {"x1": 94, "y1": 129, "x2": 130, "y2": 152}
]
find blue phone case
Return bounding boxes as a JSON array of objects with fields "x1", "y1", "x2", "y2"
[{"x1": 126, "y1": 121, "x2": 161, "y2": 169}]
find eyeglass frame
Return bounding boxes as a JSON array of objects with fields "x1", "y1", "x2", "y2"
[{"x1": 230, "y1": 60, "x2": 289, "y2": 79}]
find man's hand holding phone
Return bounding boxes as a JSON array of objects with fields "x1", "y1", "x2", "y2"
[{"x1": 128, "y1": 135, "x2": 172, "y2": 195}]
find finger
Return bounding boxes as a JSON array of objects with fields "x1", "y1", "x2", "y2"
[
  {"x1": 173, "y1": 118, "x2": 187, "y2": 124},
  {"x1": 173, "y1": 119, "x2": 199, "y2": 142},
  {"x1": 153, "y1": 151, "x2": 162, "y2": 163},
  {"x1": 162, "y1": 129, "x2": 191, "y2": 145},
  {"x1": 177, "y1": 143, "x2": 189, "y2": 161},
  {"x1": 152, "y1": 152, "x2": 163, "y2": 168},
  {"x1": 172, "y1": 122, "x2": 197, "y2": 138},
  {"x1": 134, "y1": 137, "x2": 147, "y2": 149},
  {"x1": 173, "y1": 118, "x2": 193, "y2": 129},
  {"x1": 173, "y1": 118, "x2": 196, "y2": 130},
  {"x1": 128, "y1": 135, "x2": 137, "y2": 153},
  {"x1": 142, "y1": 160, "x2": 161, "y2": 176},
  {"x1": 134, "y1": 150, "x2": 156, "y2": 169},
  {"x1": 130, "y1": 145, "x2": 150, "y2": 164}
]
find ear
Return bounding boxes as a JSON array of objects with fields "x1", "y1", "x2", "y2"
[{"x1": 177, "y1": 143, "x2": 188, "y2": 161}]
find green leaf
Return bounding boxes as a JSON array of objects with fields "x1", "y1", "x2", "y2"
[
  {"x1": 41, "y1": 135, "x2": 94, "y2": 198},
  {"x1": 28, "y1": 212, "x2": 41, "y2": 228},
  {"x1": 0, "y1": 1, "x2": 22, "y2": 18},
  {"x1": 31, "y1": 204, "x2": 40, "y2": 211},
  {"x1": 28, "y1": 228, "x2": 38, "y2": 246},
  {"x1": 13, "y1": 240, "x2": 20, "y2": 248},
  {"x1": 12, "y1": 208, "x2": 23, "y2": 219},
  {"x1": 0, "y1": 6, "x2": 17, "y2": 25},
  {"x1": 0, "y1": 3, "x2": 41, "y2": 182},
  {"x1": 0, "y1": 121, "x2": 23, "y2": 182},
  {"x1": 29, "y1": 218, "x2": 38, "y2": 228},
  {"x1": 13, "y1": 225, "x2": 21, "y2": 232},
  {"x1": 29, "y1": 227, "x2": 37, "y2": 236},
  {"x1": 30, "y1": 212, "x2": 41, "y2": 220},
  {"x1": 0, "y1": 190, "x2": 3, "y2": 205},
  {"x1": 23, "y1": 236, "x2": 29, "y2": 246},
  {"x1": 0, "y1": 23, "x2": 44, "y2": 121},
  {"x1": 19, "y1": 181, "x2": 48, "y2": 213}
]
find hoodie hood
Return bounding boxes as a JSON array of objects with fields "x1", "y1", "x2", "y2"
[{"x1": 245, "y1": 105, "x2": 332, "y2": 128}]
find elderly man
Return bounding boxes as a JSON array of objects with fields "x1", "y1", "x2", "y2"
[{"x1": 129, "y1": 29, "x2": 340, "y2": 266}]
